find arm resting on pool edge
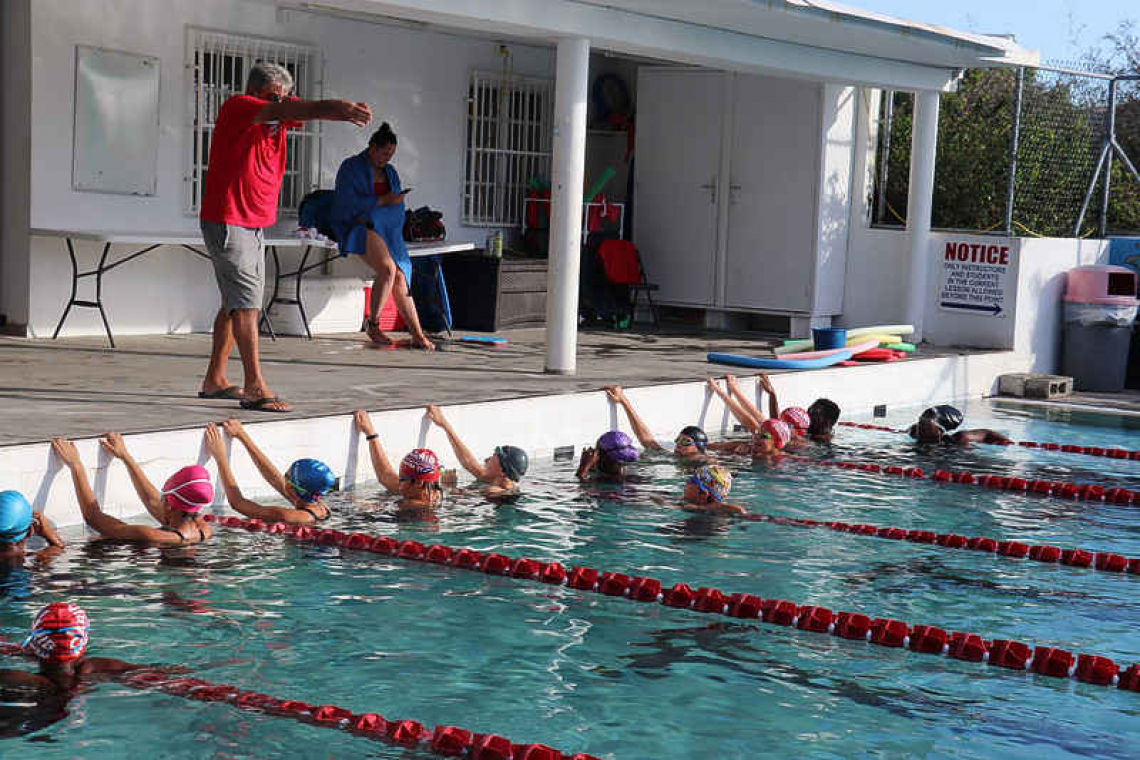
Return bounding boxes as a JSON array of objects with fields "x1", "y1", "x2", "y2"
[
  {"x1": 221, "y1": 419, "x2": 291, "y2": 501},
  {"x1": 49, "y1": 438, "x2": 184, "y2": 544},
  {"x1": 707, "y1": 378, "x2": 761, "y2": 434},
  {"x1": 203, "y1": 425, "x2": 310, "y2": 523},
  {"x1": 604, "y1": 386, "x2": 663, "y2": 451},
  {"x1": 424, "y1": 405, "x2": 491, "y2": 482},
  {"x1": 353, "y1": 412, "x2": 401, "y2": 493},
  {"x1": 98, "y1": 433, "x2": 165, "y2": 523}
]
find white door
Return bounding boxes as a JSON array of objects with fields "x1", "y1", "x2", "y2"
[
  {"x1": 723, "y1": 75, "x2": 821, "y2": 312},
  {"x1": 634, "y1": 70, "x2": 724, "y2": 306}
]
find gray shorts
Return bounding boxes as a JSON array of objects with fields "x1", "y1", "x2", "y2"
[{"x1": 201, "y1": 220, "x2": 264, "y2": 312}]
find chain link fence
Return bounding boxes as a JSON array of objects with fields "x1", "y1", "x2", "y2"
[{"x1": 872, "y1": 64, "x2": 1140, "y2": 238}]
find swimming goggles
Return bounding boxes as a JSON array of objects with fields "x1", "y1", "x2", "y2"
[{"x1": 674, "y1": 435, "x2": 696, "y2": 448}]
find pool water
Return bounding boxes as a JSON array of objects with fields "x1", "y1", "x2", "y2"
[{"x1": 2, "y1": 400, "x2": 1139, "y2": 758}]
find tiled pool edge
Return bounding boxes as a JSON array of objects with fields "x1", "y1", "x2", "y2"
[{"x1": 3, "y1": 350, "x2": 1032, "y2": 529}]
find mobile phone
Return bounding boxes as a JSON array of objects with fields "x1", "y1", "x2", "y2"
[{"x1": 400, "y1": 187, "x2": 414, "y2": 194}]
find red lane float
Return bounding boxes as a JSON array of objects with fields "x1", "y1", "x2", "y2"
[
  {"x1": 780, "y1": 451, "x2": 1138, "y2": 507},
  {"x1": 205, "y1": 516, "x2": 1139, "y2": 695},
  {"x1": 741, "y1": 510, "x2": 1139, "y2": 578},
  {"x1": 116, "y1": 668, "x2": 597, "y2": 759},
  {"x1": 838, "y1": 421, "x2": 1140, "y2": 463}
]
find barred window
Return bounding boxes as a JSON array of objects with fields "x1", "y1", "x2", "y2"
[
  {"x1": 462, "y1": 70, "x2": 554, "y2": 226},
  {"x1": 185, "y1": 28, "x2": 321, "y2": 217}
]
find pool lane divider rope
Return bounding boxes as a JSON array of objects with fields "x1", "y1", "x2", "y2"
[
  {"x1": 740, "y1": 510, "x2": 1140, "y2": 576},
  {"x1": 839, "y1": 421, "x2": 1140, "y2": 463},
  {"x1": 204, "y1": 515, "x2": 1140, "y2": 694},
  {"x1": 0, "y1": 642, "x2": 595, "y2": 760},
  {"x1": 781, "y1": 450, "x2": 1138, "y2": 506}
]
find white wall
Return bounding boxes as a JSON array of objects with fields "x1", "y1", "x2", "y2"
[
  {"x1": 811, "y1": 84, "x2": 856, "y2": 315},
  {"x1": 5, "y1": 349, "x2": 1035, "y2": 531},
  {"x1": 1013, "y1": 237, "x2": 1109, "y2": 372},
  {"x1": 0, "y1": 0, "x2": 32, "y2": 331},
  {"x1": 23, "y1": 0, "x2": 555, "y2": 337}
]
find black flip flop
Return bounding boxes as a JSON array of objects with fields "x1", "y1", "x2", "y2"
[
  {"x1": 198, "y1": 386, "x2": 243, "y2": 400},
  {"x1": 239, "y1": 396, "x2": 291, "y2": 413}
]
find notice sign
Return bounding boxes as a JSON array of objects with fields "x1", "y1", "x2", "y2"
[{"x1": 938, "y1": 240, "x2": 1011, "y2": 317}]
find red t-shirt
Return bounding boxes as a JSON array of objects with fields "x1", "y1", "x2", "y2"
[{"x1": 200, "y1": 94, "x2": 294, "y2": 229}]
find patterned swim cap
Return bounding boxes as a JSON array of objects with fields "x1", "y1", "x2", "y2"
[
  {"x1": 597, "y1": 431, "x2": 640, "y2": 463},
  {"x1": 0, "y1": 490, "x2": 33, "y2": 543},
  {"x1": 761, "y1": 419, "x2": 792, "y2": 450},
  {"x1": 690, "y1": 465, "x2": 733, "y2": 501},
  {"x1": 286, "y1": 459, "x2": 338, "y2": 503},
  {"x1": 23, "y1": 602, "x2": 90, "y2": 664},
  {"x1": 162, "y1": 466, "x2": 214, "y2": 513},
  {"x1": 399, "y1": 448, "x2": 441, "y2": 483},
  {"x1": 779, "y1": 407, "x2": 810, "y2": 433}
]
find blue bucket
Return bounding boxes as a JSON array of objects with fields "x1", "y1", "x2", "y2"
[{"x1": 812, "y1": 327, "x2": 847, "y2": 350}]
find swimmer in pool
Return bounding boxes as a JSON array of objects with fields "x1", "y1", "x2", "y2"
[
  {"x1": 576, "y1": 430, "x2": 641, "y2": 482},
  {"x1": 424, "y1": 405, "x2": 528, "y2": 499},
  {"x1": 353, "y1": 411, "x2": 444, "y2": 510},
  {"x1": 0, "y1": 602, "x2": 172, "y2": 738},
  {"x1": 51, "y1": 437, "x2": 213, "y2": 546},
  {"x1": 603, "y1": 385, "x2": 712, "y2": 462},
  {"x1": 708, "y1": 417, "x2": 792, "y2": 460},
  {"x1": 204, "y1": 420, "x2": 337, "y2": 524},
  {"x1": 0, "y1": 491, "x2": 64, "y2": 568},
  {"x1": 907, "y1": 405, "x2": 1012, "y2": 446},
  {"x1": 681, "y1": 465, "x2": 746, "y2": 516}
]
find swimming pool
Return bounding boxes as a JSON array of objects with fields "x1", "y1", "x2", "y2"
[{"x1": 2, "y1": 399, "x2": 1138, "y2": 758}]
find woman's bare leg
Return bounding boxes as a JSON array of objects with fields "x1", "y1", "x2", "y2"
[
  {"x1": 392, "y1": 273, "x2": 435, "y2": 350},
  {"x1": 361, "y1": 230, "x2": 398, "y2": 345}
]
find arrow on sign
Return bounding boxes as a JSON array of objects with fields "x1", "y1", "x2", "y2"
[{"x1": 940, "y1": 301, "x2": 1003, "y2": 315}]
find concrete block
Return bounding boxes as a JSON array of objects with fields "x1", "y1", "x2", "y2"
[{"x1": 998, "y1": 373, "x2": 1073, "y2": 399}]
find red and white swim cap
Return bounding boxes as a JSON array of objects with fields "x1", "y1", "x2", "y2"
[
  {"x1": 780, "y1": 407, "x2": 810, "y2": 433},
  {"x1": 761, "y1": 419, "x2": 792, "y2": 450},
  {"x1": 399, "y1": 448, "x2": 441, "y2": 483},
  {"x1": 23, "y1": 602, "x2": 90, "y2": 664}
]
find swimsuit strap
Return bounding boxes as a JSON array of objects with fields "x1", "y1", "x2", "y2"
[
  {"x1": 298, "y1": 503, "x2": 330, "y2": 522},
  {"x1": 159, "y1": 525, "x2": 187, "y2": 543}
]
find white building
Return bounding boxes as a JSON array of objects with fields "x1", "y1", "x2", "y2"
[{"x1": 0, "y1": 0, "x2": 1105, "y2": 374}]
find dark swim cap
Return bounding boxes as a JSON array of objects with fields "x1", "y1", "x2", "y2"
[
  {"x1": 597, "y1": 431, "x2": 640, "y2": 463},
  {"x1": 931, "y1": 405, "x2": 964, "y2": 431},
  {"x1": 676, "y1": 425, "x2": 708, "y2": 452},
  {"x1": 495, "y1": 445, "x2": 529, "y2": 482}
]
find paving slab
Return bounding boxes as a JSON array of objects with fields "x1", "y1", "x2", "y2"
[{"x1": 0, "y1": 328, "x2": 973, "y2": 446}]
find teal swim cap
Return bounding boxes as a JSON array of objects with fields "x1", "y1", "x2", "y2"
[
  {"x1": 0, "y1": 491, "x2": 33, "y2": 544},
  {"x1": 286, "y1": 459, "x2": 338, "y2": 503}
]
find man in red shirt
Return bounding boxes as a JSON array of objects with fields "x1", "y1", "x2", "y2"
[{"x1": 199, "y1": 62, "x2": 371, "y2": 412}]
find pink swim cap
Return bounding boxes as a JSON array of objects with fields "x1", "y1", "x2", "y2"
[
  {"x1": 162, "y1": 465, "x2": 214, "y2": 513},
  {"x1": 761, "y1": 419, "x2": 792, "y2": 450}
]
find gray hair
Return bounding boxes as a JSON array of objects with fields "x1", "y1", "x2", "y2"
[{"x1": 246, "y1": 61, "x2": 294, "y2": 94}]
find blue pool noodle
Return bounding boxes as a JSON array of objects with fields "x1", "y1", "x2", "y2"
[{"x1": 707, "y1": 350, "x2": 853, "y2": 370}]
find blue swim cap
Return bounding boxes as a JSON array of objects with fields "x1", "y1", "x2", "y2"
[
  {"x1": 0, "y1": 491, "x2": 33, "y2": 544},
  {"x1": 285, "y1": 459, "x2": 338, "y2": 503}
]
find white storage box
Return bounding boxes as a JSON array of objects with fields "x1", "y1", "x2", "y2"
[{"x1": 265, "y1": 276, "x2": 367, "y2": 336}]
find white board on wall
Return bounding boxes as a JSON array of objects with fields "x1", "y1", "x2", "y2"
[{"x1": 72, "y1": 46, "x2": 160, "y2": 196}]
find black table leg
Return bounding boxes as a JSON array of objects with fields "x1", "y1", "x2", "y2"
[
  {"x1": 258, "y1": 246, "x2": 280, "y2": 341},
  {"x1": 51, "y1": 238, "x2": 81, "y2": 340}
]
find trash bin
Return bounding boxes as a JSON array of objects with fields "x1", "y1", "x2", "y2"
[{"x1": 1061, "y1": 265, "x2": 1140, "y2": 392}]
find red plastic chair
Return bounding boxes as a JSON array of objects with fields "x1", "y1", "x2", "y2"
[{"x1": 596, "y1": 240, "x2": 660, "y2": 326}]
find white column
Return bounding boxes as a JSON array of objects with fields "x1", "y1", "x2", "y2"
[
  {"x1": 904, "y1": 89, "x2": 940, "y2": 343},
  {"x1": 544, "y1": 37, "x2": 590, "y2": 375}
]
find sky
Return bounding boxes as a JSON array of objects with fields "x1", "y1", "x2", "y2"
[{"x1": 846, "y1": 0, "x2": 1136, "y2": 65}]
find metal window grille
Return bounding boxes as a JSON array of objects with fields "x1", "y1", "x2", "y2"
[
  {"x1": 462, "y1": 70, "x2": 554, "y2": 226},
  {"x1": 185, "y1": 28, "x2": 322, "y2": 217}
]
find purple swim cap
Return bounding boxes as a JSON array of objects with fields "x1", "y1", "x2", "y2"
[{"x1": 597, "y1": 431, "x2": 640, "y2": 463}]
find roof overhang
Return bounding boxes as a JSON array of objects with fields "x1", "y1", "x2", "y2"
[{"x1": 278, "y1": 0, "x2": 1040, "y2": 91}]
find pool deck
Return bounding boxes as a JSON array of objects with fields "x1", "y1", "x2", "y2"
[
  {"x1": 0, "y1": 327, "x2": 976, "y2": 447},
  {"x1": 993, "y1": 389, "x2": 1140, "y2": 417}
]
